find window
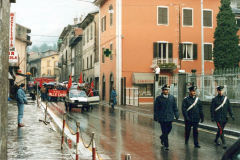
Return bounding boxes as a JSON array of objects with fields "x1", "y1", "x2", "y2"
[
  {"x1": 55, "y1": 61, "x2": 58, "y2": 67},
  {"x1": 159, "y1": 76, "x2": 169, "y2": 86},
  {"x1": 102, "y1": 16, "x2": 106, "y2": 32},
  {"x1": 110, "y1": 43, "x2": 113, "y2": 60},
  {"x1": 179, "y1": 43, "x2": 197, "y2": 60},
  {"x1": 102, "y1": 47, "x2": 105, "y2": 63},
  {"x1": 203, "y1": 10, "x2": 212, "y2": 27},
  {"x1": 236, "y1": 18, "x2": 240, "y2": 28},
  {"x1": 183, "y1": 9, "x2": 193, "y2": 26},
  {"x1": 87, "y1": 57, "x2": 89, "y2": 69},
  {"x1": 90, "y1": 25, "x2": 93, "y2": 40},
  {"x1": 47, "y1": 69, "x2": 51, "y2": 76},
  {"x1": 204, "y1": 44, "x2": 212, "y2": 60},
  {"x1": 158, "y1": 7, "x2": 168, "y2": 25},
  {"x1": 87, "y1": 29, "x2": 89, "y2": 42},
  {"x1": 47, "y1": 60, "x2": 50, "y2": 67},
  {"x1": 83, "y1": 33, "x2": 85, "y2": 45},
  {"x1": 153, "y1": 43, "x2": 173, "y2": 62},
  {"x1": 90, "y1": 55, "x2": 92, "y2": 68},
  {"x1": 109, "y1": 5, "x2": 113, "y2": 26},
  {"x1": 138, "y1": 84, "x2": 153, "y2": 97}
]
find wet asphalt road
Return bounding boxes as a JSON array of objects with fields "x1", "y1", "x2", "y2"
[{"x1": 47, "y1": 101, "x2": 237, "y2": 160}]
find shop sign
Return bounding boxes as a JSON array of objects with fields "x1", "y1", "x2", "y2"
[
  {"x1": 9, "y1": 51, "x2": 18, "y2": 63},
  {"x1": 9, "y1": 12, "x2": 16, "y2": 49}
]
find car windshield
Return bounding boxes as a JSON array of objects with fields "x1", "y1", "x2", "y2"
[{"x1": 69, "y1": 91, "x2": 86, "y2": 98}]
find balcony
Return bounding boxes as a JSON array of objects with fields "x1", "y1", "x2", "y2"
[{"x1": 150, "y1": 58, "x2": 178, "y2": 71}]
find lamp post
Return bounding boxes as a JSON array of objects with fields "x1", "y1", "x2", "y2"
[{"x1": 201, "y1": 0, "x2": 205, "y2": 100}]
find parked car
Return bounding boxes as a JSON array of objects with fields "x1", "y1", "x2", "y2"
[
  {"x1": 64, "y1": 86, "x2": 99, "y2": 111},
  {"x1": 221, "y1": 138, "x2": 240, "y2": 160}
]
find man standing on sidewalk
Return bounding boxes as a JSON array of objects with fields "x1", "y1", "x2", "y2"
[
  {"x1": 16, "y1": 83, "x2": 28, "y2": 127},
  {"x1": 210, "y1": 86, "x2": 234, "y2": 149},
  {"x1": 154, "y1": 84, "x2": 179, "y2": 150},
  {"x1": 110, "y1": 87, "x2": 117, "y2": 109},
  {"x1": 182, "y1": 85, "x2": 204, "y2": 148}
]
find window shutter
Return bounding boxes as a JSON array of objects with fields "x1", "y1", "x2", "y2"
[
  {"x1": 183, "y1": 10, "x2": 187, "y2": 25},
  {"x1": 163, "y1": 8, "x2": 168, "y2": 24},
  {"x1": 168, "y1": 43, "x2": 173, "y2": 58},
  {"x1": 193, "y1": 44, "x2": 197, "y2": 60},
  {"x1": 203, "y1": 11, "x2": 207, "y2": 26},
  {"x1": 153, "y1": 43, "x2": 158, "y2": 58},
  {"x1": 208, "y1": 44, "x2": 212, "y2": 60},
  {"x1": 188, "y1": 10, "x2": 192, "y2": 26},
  {"x1": 208, "y1": 11, "x2": 212, "y2": 27},
  {"x1": 179, "y1": 43, "x2": 183, "y2": 59},
  {"x1": 158, "y1": 8, "x2": 163, "y2": 24},
  {"x1": 104, "y1": 16, "x2": 106, "y2": 31},
  {"x1": 101, "y1": 18, "x2": 103, "y2": 32},
  {"x1": 204, "y1": 44, "x2": 208, "y2": 60}
]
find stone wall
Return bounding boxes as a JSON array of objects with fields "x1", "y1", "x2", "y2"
[{"x1": 0, "y1": 1, "x2": 10, "y2": 159}]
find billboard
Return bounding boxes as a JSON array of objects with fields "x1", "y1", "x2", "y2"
[{"x1": 9, "y1": 12, "x2": 16, "y2": 49}]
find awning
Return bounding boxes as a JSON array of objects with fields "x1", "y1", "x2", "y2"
[
  {"x1": 8, "y1": 72, "x2": 13, "y2": 80},
  {"x1": 132, "y1": 73, "x2": 155, "y2": 84}
]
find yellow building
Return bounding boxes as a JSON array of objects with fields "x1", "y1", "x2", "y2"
[{"x1": 41, "y1": 52, "x2": 59, "y2": 81}]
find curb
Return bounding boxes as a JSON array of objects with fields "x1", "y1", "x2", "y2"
[{"x1": 100, "y1": 101, "x2": 240, "y2": 137}]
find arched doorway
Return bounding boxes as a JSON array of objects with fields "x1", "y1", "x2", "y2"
[
  {"x1": 102, "y1": 74, "x2": 105, "y2": 100},
  {"x1": 109, "y1": 73, "x2": 114, "y2": 101}
]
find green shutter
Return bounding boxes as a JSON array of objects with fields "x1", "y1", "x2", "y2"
[
  {"x1": 204, "y1": 44, "x2": 208, "y2": 60},
  {"x1": 208, "y1": 44, "x2": 212, "y2": 60},
  {"x1": 168, "y1": 43, "x2": 173, "y2": 58},
  {"x1": 153, "y1": 43, "x2": 158, "y2": 58},
  {"x1": 183, "y1": 10, "x2": 187, "y2": 25},
  {"x1": 208, "y1": 11, "x2": 212, "y2": 27},
  {"x1": 188, "y1": 10, "x2": 192, "y2": 26},
  {"x1": 101, "y1": 18, "x2": 103, "y2": 32},
  {"x1": 163, "y1": 8, "x2": 168, "y2": 24},
  {"x1": 203, "y1": 11, "x2": 207, "y2": 26},
  {"x1": 179, "y1": 43, "x2": 183, "y2": 59},
  {"x1": 193, "y1": 44, "x2": 197, "y2": 60},
  {"x1": 158, "y1": 8, "x2": 163, "y2": 24}
]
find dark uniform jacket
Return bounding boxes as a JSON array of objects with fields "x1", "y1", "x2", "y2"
[
  {"x1": 154, "y1": 93, "x2": 179, "y2": 122},
  {"x1": 210, "y1": 95, "x2": 233, "y2": 122},
  {"x1": 182, "y1": 96, "x2": 204, "y2": 122}
]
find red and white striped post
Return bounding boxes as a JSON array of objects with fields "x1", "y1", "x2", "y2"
[
  {"x1": 61, "y1": 112, "x2": 66, "y2": 149},
  {"x1": 76, "y1": 122, "x2": 80, "y2": 160},
  {"x1": 92, "y1": 132, "x2": 96, "y2": 160}
]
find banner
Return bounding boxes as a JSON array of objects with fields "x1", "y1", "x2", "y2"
[
  {"x1": 9, "y1": 51, "x2": 18, "y2": 63},
  {"x1": 49, "y1": 89, "x2": 67, "y2": 97},
  {"x1": 9, "y1": 12, "x2": 16, "y2": 49}
]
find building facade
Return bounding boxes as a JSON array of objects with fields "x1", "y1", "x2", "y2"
[{"x1": 95, "y1": 0, "x2": 240, "y2": 105}]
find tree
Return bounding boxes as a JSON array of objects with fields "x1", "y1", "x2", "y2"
[
  {"x1": 213, "y1": 0, "x2": 240, "y2": 70},
  {"x1": 31, "y1": 45, "x2": 39, "y2": 52}
]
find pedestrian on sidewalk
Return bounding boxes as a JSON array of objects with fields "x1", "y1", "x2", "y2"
[
  {"x1": 210, "y1": 86, "x2": 234, "y2": 149},
  {"x1": 110, "y1": 87, "x2": 117, "y2": 109},
  {"x1": 154, "y1": 84, "x2": 179, "y2": 150},
  {"x1": 182, "y1": 85, "x2": 204, "y2": 148},
  {"x1": 16, "y1": 83, "x2": 28, "y2": 127},
  {"x1": 40, "y1": 85, "x2": 46, "y2": 101}
]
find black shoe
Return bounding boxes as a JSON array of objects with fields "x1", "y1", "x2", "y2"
[
  {"x1": 214, "y1": 139, "x2": 221, "y2": 145},
  {"x1": 223, "y1": 144, "x2": 227, "y2": 149},
  {"x1": 164, "y1": 147, "x2": 169, "y2": 150},
  {"x1": 185, "y1": 141, "x2": 188, "y2": 145},
  {"x1": 195, "y1": 144, "x2": 201, "y2": 148}
]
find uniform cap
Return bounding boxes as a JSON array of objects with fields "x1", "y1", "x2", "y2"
[
  {"x1": 188, "y1": 85, "x2": 197, "y2": 91},
  {"x1": 161, "y1": 84, "x2": 170, "y2": 90},
  {"x1": 217, "y1": 86, "x2": 224, "y2": 91}
]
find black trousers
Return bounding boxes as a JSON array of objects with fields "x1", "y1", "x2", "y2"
[
  {"x1": 185, "y1": 121, "x2": 199, "y2": 145},
  {"x1": 160, "y1": 122, "x2": 172, "y2": 147},
  {"x1": 216, "y1": 122, "x2": 227, "y2": 142}
]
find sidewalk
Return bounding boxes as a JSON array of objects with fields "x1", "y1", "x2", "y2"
[
  {"x1": 100, "y1": 101, "x2": 240, "y2": 137},
  {"x1": 7, "y1": 94, "x2": 73, "y2": 160}
]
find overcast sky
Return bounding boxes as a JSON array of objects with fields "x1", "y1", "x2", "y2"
[{"x1": 11, "y1": 0, "x2": 98, "y2": 47}]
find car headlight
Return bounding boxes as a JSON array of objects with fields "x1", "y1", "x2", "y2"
[{"x1": 70, "y1": 100, "x2": 75, "y2": 103}]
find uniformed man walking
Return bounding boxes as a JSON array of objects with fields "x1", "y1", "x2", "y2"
[
  {"x1": 182, "y1": 85, "x2": 204, "y2": 148},
  {"x1": 210, "y1": 86, "x2": 234, "y2": 149},
  {"x1": 154, "y1": 84, "x2": 179, "y2": 150}
]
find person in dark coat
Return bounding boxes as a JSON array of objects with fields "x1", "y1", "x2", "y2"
[
  {"x1": 154, "y1": 84, "x2": 179, "y2": 150},
  {"x1": 110, "y1": 87, "x2": 117, "y2": 109},
  {"x1": 182, "y1": 85, "x2": 204, "y2": 148},
  {"x1": 210, "y1": 86, "x2": 234, "y2": 149}
]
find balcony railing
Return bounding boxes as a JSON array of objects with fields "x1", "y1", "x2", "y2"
[{"x1": 150, "y1": 58, "x2": 178, "y2": 69}]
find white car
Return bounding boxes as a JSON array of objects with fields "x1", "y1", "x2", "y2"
[{"x1": 65, "y1": 88, "x2": 99, "y2": 111}]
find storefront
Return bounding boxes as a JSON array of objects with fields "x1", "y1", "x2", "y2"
[{"x1": 132, "y1": 73, "x2": 154, "y2": 104}]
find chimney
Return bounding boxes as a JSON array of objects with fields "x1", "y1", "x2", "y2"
[
  {"x1": 79, "y1": 15, "x2": 84, "y2": 23},
  {"x1": 74, "y1": 18, "x2": 78, "y2": 24}
]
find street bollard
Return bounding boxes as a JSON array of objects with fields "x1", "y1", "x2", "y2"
[
  {"x1": 61, "y1": 112, "x2": 66, "y2": 149},
  {"x1": 92, "y1": 132, "x2": 96, "y2": 160},
  {"x1": 76, "y1": 122, "x2": 80, "y2": 160},
  {"x1": 45, "y1": 101, "x2": 48, "y2": 122},
  {"x1": 125, "y1": 154, "x2": 131, "y2": 160}
]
